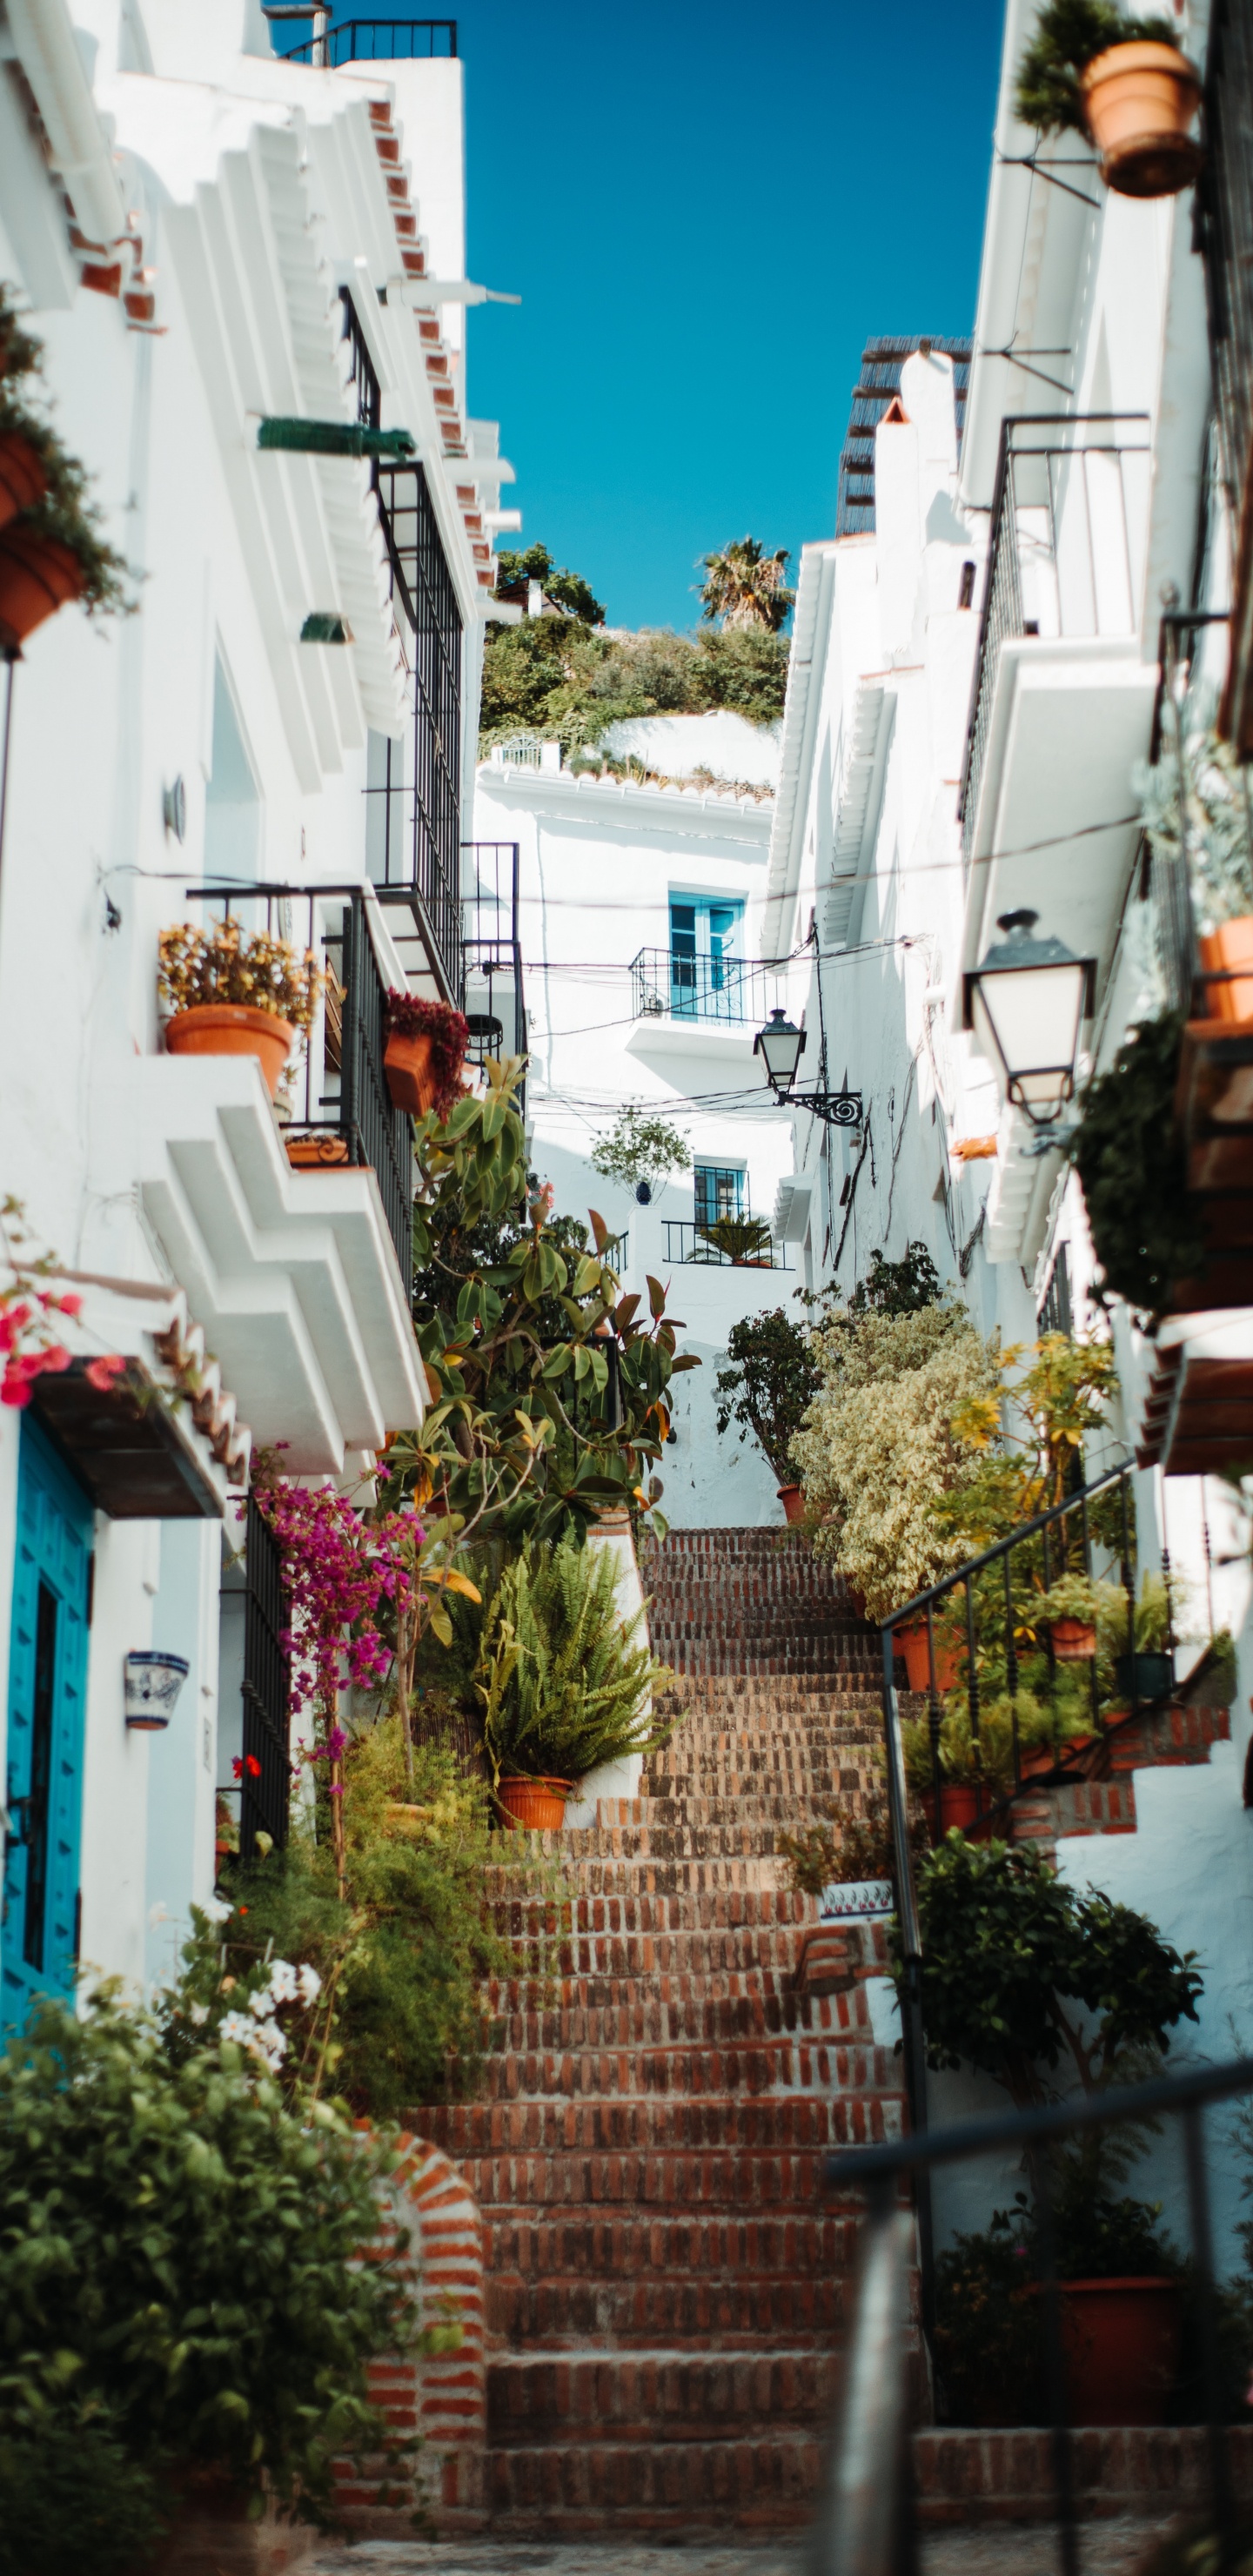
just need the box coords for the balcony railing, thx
[282,18,456,63]
[185,883,415,1298]
[958,414,1151,861]
[630,948,777,1027]
[1200,0,1253,755]
[663,1218,793,1271]
[462,841,526,1113]
[239,1495,292,1862]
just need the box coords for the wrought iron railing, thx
[630,946,777,1026]
[819,2055,1253,2576]
[662,1218,793,1271]
[1199,0,1253,755]
[372,461,464,997]
[239,1494,292,1862]
[461,841,526,1110]
[282,17,456,62]
[184,883,415,1296]
[958,414,1151,861]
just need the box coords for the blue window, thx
[2,1418,93,2030]
[694,1164,746,1227]
[669,896,745,1019]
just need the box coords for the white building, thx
[472,714,809,1525]
[0,0,508,2021]
[769,0,1253,2256]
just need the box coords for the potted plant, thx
[1070,1014,1205,1314]
[1098,1569,1176,1702]
[382,991,469,1117]
[157,922,323,1099]
[1039,1570,1102,1660]
[592,1104,692,1207]
[893,1613,962,1696]
[1137,723,1253,1023]
[473,1537,675,1830]
[714,1306,821,1524]
[0,290,130,644]
[1015,0,1203,199]
[700,1212,774,1268]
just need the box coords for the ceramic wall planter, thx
[1081,42,1203,198]
[0,431,46,533]
[384,1030,438,1113]
[0,525,85,647]
[1051,1617,1097,1661]
[818,1878,894,1920]
[164,1003,294,1099]
[496,1774,573,1831]
[124,1649,190,1731]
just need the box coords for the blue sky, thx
[366,3,1005,628]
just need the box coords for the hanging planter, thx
[0,431,45,533]
[1080,42,1203,198]
[0,525,85,648]
[165,1003,295,1099]
[1051,1616,1098,1661]
[496,1774,573,1832]
[383,992,469,1118]
[124,1648,190,1731]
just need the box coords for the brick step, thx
[414,2077,897,2157]
[654,1682,882,1709]
[491,1989,870,2049]
[486,2207,856,2279]
[415,2141,870,2211]
[479,2028,874,2103]
[625,1790,870,1828]
[487,2348,837,2442]
[487,1858,793,1902]
[486,1935,818,2004]
[486,2268,848,2346]
[486,1884,813,1933]
[552,1823,840,1864]
[485,2431,823,2526]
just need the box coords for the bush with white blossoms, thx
[162,1899,329,2102]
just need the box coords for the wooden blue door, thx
[2,1418,93,2030]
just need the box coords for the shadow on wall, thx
[665,1334,782,1529]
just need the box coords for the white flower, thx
[188,2002,209,2027]
[200,1897,231,1926]
[297,1962,322,2006]
[267,1958,298,2003]
[248,2018,287,2067]
[218,2010,252,2045]
[247,1984,275,2021]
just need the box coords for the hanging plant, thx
[1069,1014,1204,1313]
[0,286,131,632]
[382,991,469,1119]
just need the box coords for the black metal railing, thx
[239,1494,292,1862]
[630,947,777,1027]
[820,2054,1253,2576]
[372,461,463,998]
[462,841,526,1110]
[958,415,1151,860]
[339,286,381,434]
[283,17,456,62]
[184,883,415,1296]
[662,1218,793,1271]
[1199,0,1253,756]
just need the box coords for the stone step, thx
[479,2024,874,2103]
[415,2072,897,2157]
[485,2430,823,2526]
[487,2348,838,2443]
[491,1989,872,2049]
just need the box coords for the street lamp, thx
[754,1008,807,1092]
[962,909,1096,1128]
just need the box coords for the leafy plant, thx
[0,2411,171,2576]
[493,542,606,625]
[1014,0,1178,137]
[900,1833,1202,2107]
[701,1213,774,1265]
[383,992,469,1118]
[1069,1013,1203,1313]
[157,921,324,1032]
[779,1764,921,1894]
[848,1241,943,1318]
[0,286,131,618]
[472,1537,675,1788]
[714,1305,821,1485]
[0,1989,418,2525]
[591,1105,692,1201]
[934,2211,1042,2425]
[479,614,789,751]
[1038,1570,1102,1624]
[383,1059,696,1548]
[698,535,794,634]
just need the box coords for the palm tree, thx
[697,536,794,634]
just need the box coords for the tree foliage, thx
[479,615,789,749]
[1069,1014,1203,1315]
[698,535,794,634]
[492,542,605,626]
[591,1106,691,1198]
[714,1305,821,1485]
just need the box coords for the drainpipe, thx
[5,0,128,251]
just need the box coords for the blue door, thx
[2,1417,93,2030]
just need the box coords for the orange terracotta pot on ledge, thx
[1081,41,1203,198]
[1199,917,1253,1024]
[497,1775,573,1832]
[384,1030,438,1114]
[777,1483,805,1526]
[164,1003,294,1099]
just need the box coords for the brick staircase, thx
[415,1526,901,2534]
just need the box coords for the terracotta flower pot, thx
[921,1781,985,1837]
[0,431,46,533]
[0,524,85,647]
[1199,917,1253,1025]
[384,1029,438,1113]
[1081,41,1203,198]
[164,1003,294,1099]
[894,1615,961,1694]
[777,1483,805,1526]
[1051,1617,1097,1661]
[1053,2277,1182,2426]
[497,1774,573,1832]
[285,1131,349,1168]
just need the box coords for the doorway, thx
[2,1418,93,2029]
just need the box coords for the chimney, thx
[527,578,544,617]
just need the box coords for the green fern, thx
[1015,0,1177,136]
[474,1540,677,1785]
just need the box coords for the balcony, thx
[104,886,427,1477]
[626,949,784,1073]
[463,842,526,1112]
[278,17,457,63]
[959,416,1157,989]
[662,1219,793,1271]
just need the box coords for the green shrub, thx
[1070,1014,1203,1313]
[715,1306,821,1485]
[474,1538,675,1786]
[0,2412,170,2576]
[1014,0,1177,137]
[0,1991,417,2525]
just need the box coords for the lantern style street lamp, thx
[962,909,1096,1128]
[753,1009,861,1129]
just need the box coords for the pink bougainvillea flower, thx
[36,1345,72,1376]
[1,1363,34,1407]
[84,1354,126,1392]
[55,1292,84,1318]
